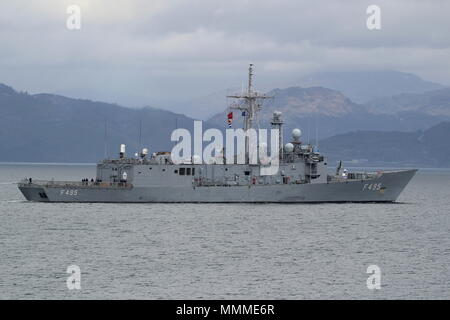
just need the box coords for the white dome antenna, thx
[284,143,294,153]
[292,129,302,141]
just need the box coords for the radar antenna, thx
[227,64,273,131]
[227,64,273,163]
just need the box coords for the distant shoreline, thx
[0,162,96,166]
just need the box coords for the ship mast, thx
[227,64,273,163]
[227,64,272,131]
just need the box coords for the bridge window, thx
[174,170,178,174]
[178,167,195,176]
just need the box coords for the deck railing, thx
[19,179,132,188]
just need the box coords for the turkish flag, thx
[227,112,233,120]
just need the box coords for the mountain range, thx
[365,88,450,116]
[208,86,450,140]
[1,70,449,166]
[320,122,450,168]
[0,84,195,162]
[296,70,445,103]
[169,71,447,119]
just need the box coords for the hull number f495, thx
[60,189,78,196]
[362,183,382,191]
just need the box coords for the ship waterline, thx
[18,168,417,203]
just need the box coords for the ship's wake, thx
[0,199,26,203]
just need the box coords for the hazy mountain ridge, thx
[319,122,450,167]
[297,70,446,103]
[364,88,450,116]
[208,86,364,122]
[1,71,450,166]
[0,85,198,162]
[168,70,446,118]
[266,86,366,117]
[207,86,450,139]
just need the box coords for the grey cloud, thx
[0,0,449,107]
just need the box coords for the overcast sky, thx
[1,0,449,108]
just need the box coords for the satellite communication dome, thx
[292,128,302,140]
[284,143,294,153]
[142,148,149,155]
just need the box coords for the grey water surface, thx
[0,163,449,299]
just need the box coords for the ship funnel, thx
[119,144,126,158]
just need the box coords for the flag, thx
[227,112,233,128]
[242,111,246,116]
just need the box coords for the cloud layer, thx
[1,0,449,107]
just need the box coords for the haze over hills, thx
[175,70,447,120]
[208,86,450,139]
[320,122,450,168]
[297,71,446,103]
[0,84,197,163]
[1,68,450,166]
[365,88,450,116]
[166,88,238,120]
[264,87,365,117]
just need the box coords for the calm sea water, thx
[0,163,449,299]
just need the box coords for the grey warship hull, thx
[18,169,417,203]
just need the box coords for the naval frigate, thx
[18,65,417,203]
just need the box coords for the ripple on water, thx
[1,165,450,299]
